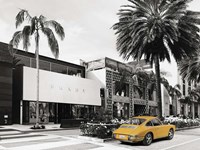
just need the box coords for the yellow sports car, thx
[113,116,175,145]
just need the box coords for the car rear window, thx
[129,118,146,125]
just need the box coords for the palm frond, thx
[113,0,199,66]
[16,9,32,28]
[30,17,37,34]
[44,20,65,40]
[38,15,46,29]
[41,27,59,58]
[22,26,31,51]
[178,53,200,83]
[9,31,22,49]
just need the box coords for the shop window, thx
[71,105,94,119]
[113,102,129,119]
[148,89,155,101]
[148,89,152,100]
[29,102,49,123]
[49,103,55,122]
[100,88,105,97]
[29,102,36,123]
[114,81,129,97]
[133,86,142,99]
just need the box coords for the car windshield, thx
[128,118,146,125]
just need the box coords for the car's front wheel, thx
[167,128,174,140]
[143,133,153,146]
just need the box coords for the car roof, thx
[133,116,157,120]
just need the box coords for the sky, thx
[0,0,199,86]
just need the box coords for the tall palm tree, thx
[113,0,200,118]
[9,9,65,127]
[167,84,182,115]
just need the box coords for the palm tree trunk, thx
[154,55,162,119]
[35,30,40,127]
[174,95,177,116]
[145,84,149,114]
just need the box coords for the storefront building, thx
[177,74,200,118]
[86,57,158,119]
[0,42,101,125]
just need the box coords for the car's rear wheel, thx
[143,133,153,146]
[167,128,174,140]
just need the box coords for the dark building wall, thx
[12,66,23,124]
[0,42,13,125]
[0,42,13,64]
[0,63,12,125]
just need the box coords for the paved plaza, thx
[1,124,200,150]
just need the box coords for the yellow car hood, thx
[113,124,139,135]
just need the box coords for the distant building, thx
[177,72,200,118]
[86,57,158,119]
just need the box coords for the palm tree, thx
[178,53,200,83]
[179,86,200,118]
[113,0,200,118]
[190,86,200,102]
[9,9,65,127]
[167,84,182,115]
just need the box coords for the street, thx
[1,128,200,150]
[110,128,200,150]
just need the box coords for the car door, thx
[151,119,165,139]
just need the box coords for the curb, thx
[176,126,200,131]
[23,127,80,133]
[0,127,79,134]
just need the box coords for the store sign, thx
[23,66,101,106]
